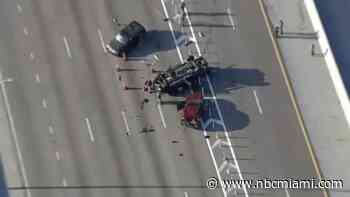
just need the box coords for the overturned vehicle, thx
[147,56,209,94]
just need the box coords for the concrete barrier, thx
[303,0,350,128]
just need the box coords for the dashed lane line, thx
[55,151,61,161]
[35,73,40,83]
[84,118,95,142]
[41,98,48,109]
[97,29,107,53]
[157,102,167,128]
[48,125,54,135]
[63,36,72,58]
[17,4,22,13]
[121,111,130,133]
[23,27,28,36]
[62,178,67,187]
[253,90,263,114]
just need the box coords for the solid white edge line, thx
[201,123,228,197]
[84,118,95,142]
[180,0,201,56]
[160,0,184,63]
[253,90,263,114]
[182,3,249,195]
[159,2,228,196]
[97,29,107,53]
[157,103,167,128]
[0,73,32,197]
[206,75,249,197]
[63,36,72,58]
[121,111,130,132]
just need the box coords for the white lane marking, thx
[62,178,67,187]
[153,54,160,61]
[184,191,189,197]
[175,35,187,46]
[164,2,249,196]
[35,73,40,83]
[200,121,228,197]
[180,0,201,55]
[29,52,35,60]
[157,103,167,128]
[17,4,22,13]
[55,151,61,161]
[0,73,32,197]
[227,8,237,32]
[253,90,263,114]
[97,29,107,53]
[23,27,28,36]
[206,75,249,197]
[63,36,72,58]
[84,118,95,142]
[48,125,54,135]
[121,111,130,133]
[203,96,214,100]
[160,0,184,63]
[42,98,48,109]
[285,188,290,197]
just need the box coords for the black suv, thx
[106,21,146,58]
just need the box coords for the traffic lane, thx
[170,0,322,196]
[158,93,224,197]
[104,0,219,196]
[104,0,182,65]
[0,1,65,196]
[44,0,190,196]
[20,0,122,196]
[210,0,321,180]
[29,0,138,196]
[102,0,195,196]
[60,0,168,196]
[119,62,220,197]
[187,0,322,196]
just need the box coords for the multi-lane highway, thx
[0,0,324,197]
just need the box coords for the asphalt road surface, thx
[0,0,323,197]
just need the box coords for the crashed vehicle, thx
[106,21,146,58]
[179,92,204,128]
[148,56,209,94]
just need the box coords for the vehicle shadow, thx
[207,67,269,94]
[199,99,249,132]
[127,30,185,58]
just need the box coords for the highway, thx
[0,0,324,197]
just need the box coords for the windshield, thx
[115,33,127,44]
